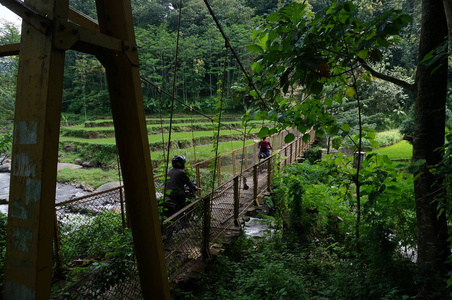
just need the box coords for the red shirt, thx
[259,140,271,152]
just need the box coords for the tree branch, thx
[357,58,415,93]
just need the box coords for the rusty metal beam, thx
[3,0,69,298]
[94,0,170,298]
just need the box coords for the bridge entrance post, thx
[233,177,240,226]
[267,158,272,192]
[3,1,69,297]
[1,0,171,298]
[202,195,212,259]
[232,150,237,176]
[253,165,259,206]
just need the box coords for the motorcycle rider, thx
[164,155,198,217]
[258,136,272,159]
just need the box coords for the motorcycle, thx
[162,181,199,244]
[184,180,199,201]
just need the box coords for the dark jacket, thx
[166,167,196,199]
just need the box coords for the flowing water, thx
[243,217,275,238]
[0,172,90,214]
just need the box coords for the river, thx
[0,172,90,214]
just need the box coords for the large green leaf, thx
[285,133,295,143]
[258,127,269,138]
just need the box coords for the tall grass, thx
[57,168,119,188]
[375,129,402,147]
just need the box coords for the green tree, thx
[241,1,450,295]
[64,53,108,116]
[69,0,97,19]
[244,0,288,15]
[132,0,173,28]
[0,21,20,126]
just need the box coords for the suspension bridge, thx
[52,129,315,298]
[0,0,316,298]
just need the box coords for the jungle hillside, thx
[1,0,452,299]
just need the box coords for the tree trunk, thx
[443,0,452,42]
[413,0,450,295]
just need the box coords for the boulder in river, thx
[96,181,123,192]
[0,163,11,173]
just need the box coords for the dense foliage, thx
[0,0,423,122]
[233,0,450,296]
[1,0,450,298]
[53,212,137,298]
[238,1,414,143]
[60,0,275,116]
[179,156,420,299]
[0,21,19,132]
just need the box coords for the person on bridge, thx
[164,155,198,217]
[258,136,272,159]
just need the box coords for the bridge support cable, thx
[189,106,198,162]
[201,0,269,110]
[157,86,167,163]
[163,0,184,197]
[139,76,245,135]
[201,45,231,258]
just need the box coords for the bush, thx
[179,232,417,300]
[399,119,414,143]
[374,130,402,147]
[80,230,137,298]
[270,162,352,242]
[0,213,7,295]
[0,131,12,162]
[303,146,322,164]
[58,211,124,263]
[54,220,137,299]
[177,150,420,299]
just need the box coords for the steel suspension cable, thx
[157,86,166,163]
[239,120,249,191]
[189,105,197,162]
[164,0,183,195]
[140,76,244,135]
[210,46,229,199]
[201,0,269,110]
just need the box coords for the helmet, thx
[172,155,186,169]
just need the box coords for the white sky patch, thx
[0,4,22,27]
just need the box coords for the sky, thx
[0,4,22,27]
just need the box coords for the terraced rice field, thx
[59,115,271,166]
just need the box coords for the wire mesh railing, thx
[161,199,205,281]
[52,188,140,299]
[51,129,315,298]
